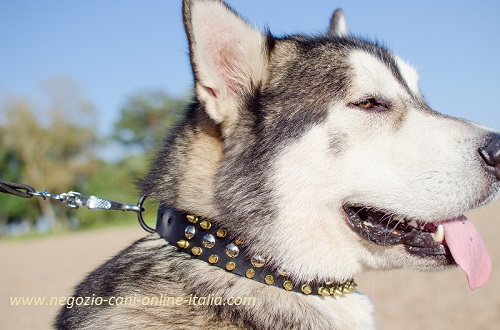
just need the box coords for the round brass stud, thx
[208,254,219,264]
[235,238,244,245]
[199,220,212,230]
[301,284,312,295]
[191,246,203,256]
[186,214,198,224]
[245,268,255,279]
[225,261,236,271]
[283,280,293,291]
[216,228,227,238]
[177,240,189,249]
[264,275,274,285]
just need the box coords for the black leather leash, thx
[0,180,35,198]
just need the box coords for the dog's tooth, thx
[393,215,404,222]
[409,220,419,228]
[431,224,444,243]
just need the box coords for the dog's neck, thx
[156,205,357,298]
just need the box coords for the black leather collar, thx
[156,205,357,297]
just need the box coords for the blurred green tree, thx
[0,85,190,235]
[113,90,189,151]
[0,79,98,232]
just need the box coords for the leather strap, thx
[156,205,356,297]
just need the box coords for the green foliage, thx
[0,80,99,233]
[0,84,188,236]
[113,90,189,150]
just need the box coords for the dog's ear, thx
[183,0,267,127]
[327,8,348,37]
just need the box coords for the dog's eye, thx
[357,99,376,109]
[353,98,388,111]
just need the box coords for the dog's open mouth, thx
[343,204,449,256]
[343,204,492,290]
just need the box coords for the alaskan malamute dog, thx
[56,0,500,328]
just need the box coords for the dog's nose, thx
[479,133,500,180]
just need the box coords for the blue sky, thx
[1,0,499,136]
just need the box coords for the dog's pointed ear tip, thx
[333,8,345,16]
[328,7,348,37]
[331,8,346,23]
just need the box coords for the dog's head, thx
[170,0,500,290]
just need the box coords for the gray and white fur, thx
[56,0,500,329]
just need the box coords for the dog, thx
[56,0,500,328]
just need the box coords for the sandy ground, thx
[1,201,499,330]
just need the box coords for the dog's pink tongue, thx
[442,215,491,290]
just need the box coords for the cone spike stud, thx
[283,280,293,291]
[177,240,189,249]
[191,246,203,256]
[208,254,219,264]
[186,215,198,224]
[301,284,312,295]
[199,220,212,230]
[318,287,331,297]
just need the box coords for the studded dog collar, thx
[156,206,357,297]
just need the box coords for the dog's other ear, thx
[183,0,267,127]
[327,8,348,37]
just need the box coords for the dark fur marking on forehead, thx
[251,34,418,147]
[283,34,416,98]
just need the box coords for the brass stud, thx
[318,287,331,297]
[333,288,343,297]
[245,268,255,279]
[301,284,312,295]
[342,285,351,294]
[208,254,219,264]
[191,246,203,256]
[199,220,212,230]
[349,283,357,291]
[264,275,274,285]
[216,228,227,238]
[186,214,198,224]
[235,238,244,245]
[177,240,189,249]
[283,280,293,291]
[226,261,236,271]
